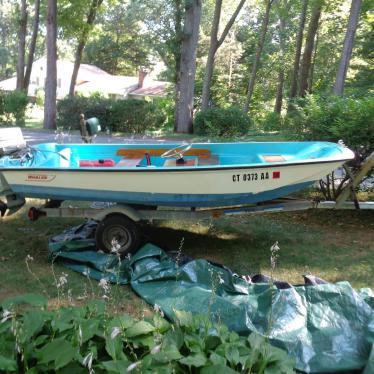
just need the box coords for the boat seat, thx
[117,157,143,167]
[163,159,198,167]
[262,155,286,162]
[198,155,220,166]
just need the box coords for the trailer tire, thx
[95,214,141,257]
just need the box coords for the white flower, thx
[1,309,13,323]
[26,254,34,261]
[127,361,141,372]
[151,344,161,354]
[99,278,110,294]
[56,272,68,288]
[218,274,225,284]
[83,352,93,370]
[153,304,161,313]
[110,327,121,340]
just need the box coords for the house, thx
[0,58,170,100]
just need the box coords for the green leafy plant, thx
[0,90,28,126]
[194,107,252,137]
[0,294,295,373]
[285,94,374,155]
[56,95,167,134]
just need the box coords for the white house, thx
[0,58,170,100]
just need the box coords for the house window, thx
[36,77,40,86]
[57,78,61,88]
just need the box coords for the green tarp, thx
[49,224,374,373]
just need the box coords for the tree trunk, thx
[274,15,286,114]
[289,0,308,99]
[333,0,362,95]
[299,1,323,97]
[201,0,246,111]
[308,29,319,92]
[173,0,183,132]
[175,0,202,133]
[243,0,273,113]
[16,0,27,90]
[69,0,104,96]
[24,0,40,91]
[44,0,57,130]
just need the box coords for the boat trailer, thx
[18,197,373,257]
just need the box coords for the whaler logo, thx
[26,174,56,182]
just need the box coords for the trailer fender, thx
[93,205,142,222]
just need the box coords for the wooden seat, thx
[116,148,211,159]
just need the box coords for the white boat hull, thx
[1,160,344,207]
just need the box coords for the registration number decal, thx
[232,171,280,182]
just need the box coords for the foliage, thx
[0,294,295,373]
[82,2,150,76]
[285,94,374,200]
[285,94,374,154]
[194,107,251,137]
[255,111,283,131]
[0,90,28,126]
[57,95,167,133]
[107,99,167,133]
[57,95,111,130]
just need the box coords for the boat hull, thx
[1,160,344,207]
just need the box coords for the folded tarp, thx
[49,222,374,374]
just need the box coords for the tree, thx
[82,2,150,75]
[333,0,362,95]
[289,0,308,99]
[44,0,57,130]
[175,0,202,133]
[201,0,246,111]
[16,0,27,90]
[299,0,323,97]
[243,0,274,113]
[24,0,41,91]
[274,0,291,113]
[69,0,104,96]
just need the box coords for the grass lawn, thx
[1,198,373,317]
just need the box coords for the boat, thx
[0,139,355,208]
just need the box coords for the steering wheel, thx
[161,143,192,159]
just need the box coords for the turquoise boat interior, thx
[0,141,349,169]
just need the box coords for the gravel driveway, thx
[22,129,179,146]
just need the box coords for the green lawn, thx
[0,199,373,316]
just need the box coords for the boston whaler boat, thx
[1,140,354,207]
[0,130,355,254]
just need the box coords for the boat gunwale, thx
[0,157,354,173]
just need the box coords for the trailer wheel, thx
[95,214,141,256]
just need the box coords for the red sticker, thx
[273,171,280,179]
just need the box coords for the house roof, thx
[0,58,171,99]
[129,82,170,97]
[76,75,139,96]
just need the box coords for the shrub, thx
[109,99,166,133]
[57,96,166,134]
[194,107,251,137]
[0,294,295,373]
[0,90,28,126]
[56,95,111,130]
[256,111,283,131]
[285,94,374,155]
